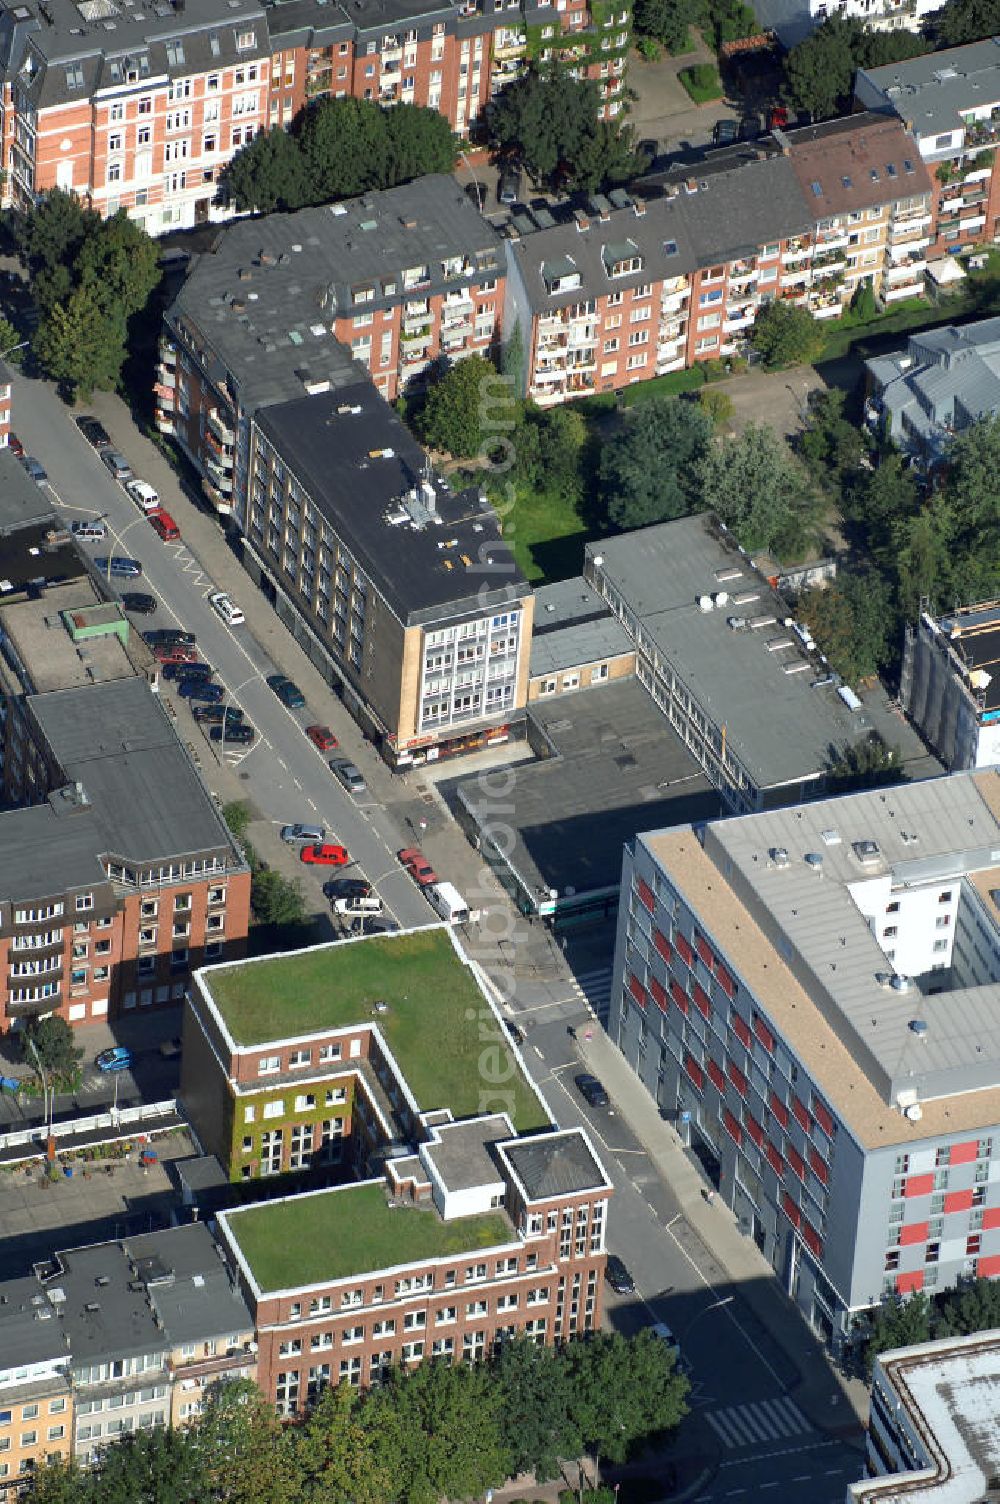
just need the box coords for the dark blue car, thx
[179,679,224,703]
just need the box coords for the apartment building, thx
[188,927,609,1407]
[158,174,505,513]
[0,597,250,1030]
[0,359,12,450]
[857,38,1000,258]
[0,1278,73,1500]
[900,600,1000,772]
[505,114,932,404]
[611,770,1000,1345]
[0,0,269,233]
[850,1330,1000,1503]
[810,0,939,35]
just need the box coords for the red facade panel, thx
[707,1059,725,1093]
[944,1189,975,1215]
[684,1054,704,1091]
[746,1114,764,1148]
[636,879,655,914]
[766,1142,784,1176]
[628,974,647,1009]
[753,1015,775,1053]
[812,1098,834,1137]
[670,979,689,1014]
[977,1253,1000,1277]
[792,1096,811,1134]
[722,1108,742,1146]
[808,1148,829,1186]
[675,934,693,968]
[896,1270,924,1295]
[695,934,714,970]
[949,1141,979,1166]
[650,977,668,1014]
[770,1093,790,1130]
[786,1146,806,1181]
[782,1192,801,1228]
[731,1014,751,1049]
[716,963,735,999]
[981,1207,1000,1231]
[727,1061,748,1098]
[801,1222,822,1258]
[898,1221,929,1247]
[653,929,672,964]
[693,981,711,1018]
[904,1174,935,1199]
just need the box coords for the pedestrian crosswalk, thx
[569,965,615,1018]
[704,1395,812,1450]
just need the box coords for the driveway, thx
[628,33,740,155]
[715,364,826,441]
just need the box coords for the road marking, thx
[719,1439,839,1470]
[532,1045,544,1060]
[662,1224,785,1387]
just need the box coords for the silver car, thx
[330,757,366,795]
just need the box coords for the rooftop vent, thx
[852,839,881,866]
[769,846,790,868]
[713,590,729,607]
[820,829,841,846]
[804,852,824,872]
[904,1103,923,1122]
[697,594,714,612]
[909,1018,928,1037]
[891,974,914,993]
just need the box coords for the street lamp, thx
[25,1033,53,1160]
[94,511,143,584]
[458,149,485,212]
[680,1293,735,1345]
[0,339,29,362]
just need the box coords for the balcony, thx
[781,240,810,263]
[886,257,927,282]
[206,456,234,493]
[207,408,235,444]
[815,232,849,253]
[493,34,526,57]
[155,363,176,389]
[724,306,755,331]
[660,289,688,314]
[401,326,433,348]
[890,212,932,236]
[7,993,62,1018]
[168,1347,255,1381]
[781,268,812,288]
[159,341,176,366]
[403,307,430,330]
[153,381,176,406]
[883,280,925,302]
[155,411,175,436]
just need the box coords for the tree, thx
[697,386,734,428]
[749,301,824,370]
[22,1013,83,1081]
[849,276,878,324]
[939,415,1000,603]
[418,354,496,458]
[891,497,954,619]
[34,285,128,397]
[22,1457,85,1504]
[383,105,457,186]
[563,1331,689,1476]
[297,97,390,201]
[569,119,644,194]
[937,0,1000,46]
[488,67,638,192]
[828,734,903,794]
[493,1335,580,1484]
[251,868,307,928]
[798,388,866,487]
[861,1293,931,1378]
[600,395,713,529]
[293,1383,394,1504]
[782,16,924,120]
[364,1361,508,1504]
[218,128,310,214]
[936,1278,1000,1338]
[634,0,697,51]
[513,403,588,502]
[194,1379,299,1504]
[87,1427,207,1504]
[221,799,252,842]
[16,190,98,287]
[799,570,894,685]
[695,421,816,555]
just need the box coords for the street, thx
[9,367,436,934]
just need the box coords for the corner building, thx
[611,770,1000,1347]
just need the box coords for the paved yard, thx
[628,33,739,155]
[716,364,828,441]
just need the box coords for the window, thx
[258,1056,280,1075]
[76,894,94,912]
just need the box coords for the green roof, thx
[227,1181,515,1290]
[204,929,549,1132]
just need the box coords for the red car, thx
[301,844,350,867]
[397,847,438,886]
[306,724,338,752]
[152,644,199,664]
[7,433,23,459]
[148,507,181,542]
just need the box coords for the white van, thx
[127,479,159,513]
[334,895,383,917]
[426,881,470,925]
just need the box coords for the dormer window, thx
[352,283,374,305]
[541,256,580,295]
[602,239,643,278]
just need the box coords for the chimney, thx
[633,197,646,217]
[574,209,590,232]
[600,203,610,222]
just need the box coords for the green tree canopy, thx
[218,128,310,213]
[563,1330,689,1471]
[695,421,817,556]
[16,189,99,290]
[937,0,1000,46]
[417,354,497,458]
[939,415,1000,602]
[861,1293,932,1378]
[487,67,641,192]
[293,1383,393,1504]
[748,301,824,370]
[364,1361,509,1504]
[782,16,925,119]
[76,211,160,320]
[599,395,713,529]
[493,1335,580,1483]
[828,734,903,794]
[799,570,894,685]
[194,1380,301,1504]
[22,1013,83,1080]
[634,0,697,51]
[34,285,129,398]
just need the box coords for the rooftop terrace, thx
[222,1180,515,1293]
[200,928,549,1131]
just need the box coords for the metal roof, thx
[501,1128,611,1200]
[858,37,1000,143]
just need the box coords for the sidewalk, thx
[577,1025,868,1440]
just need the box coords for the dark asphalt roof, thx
[502,1129,609,1200]
[47,1243,165,1364]
[0,1275,69,1369]
[126,1224,253,1344]
[255,381,528,624]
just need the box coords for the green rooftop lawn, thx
[229,1182,514,1291]
[207,929,548,1131]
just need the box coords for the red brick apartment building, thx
[0,463,249,1031]
[0,0,630,234]
[504,114,934,405]
[184,928,612,1407]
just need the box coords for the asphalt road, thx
[9,371,435,934]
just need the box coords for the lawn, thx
[226,1181,514,1290]
[678,62,722,103]
[205,929,549,1131]
[506,478,591,583]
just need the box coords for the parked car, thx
[95,1046,133,1073]
[767,103,788,130]
[605,1254,635,1295]
[333,894,383,916]
[22,456,47,485]
[266,673,305,709]
[126,479,160,512]
[397,847,438,886]
[574,1073,610,1108]
[148,508,181,542]
[464,180,487,212]
[504,1019,525,1047]
[156,651,201,672]
[301,843,350,867]
[281,822,326,844]
[713,117,739,146]
[71,518,107,540]
[498,166,522,205]
[209,590,245,626]
[102,449,133,482]
[121,591,157,615]
[94,556,142,577]
[179,678,224,703]
[144,628,196,648]
[7,433,23,458]
[211,722,255,745]
[193,704,244,726]
[330,757,366,795]
[306,724,338,751]
[75,415,111,449]
[323,877,372,901]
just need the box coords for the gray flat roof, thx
[0,449,58,535]
[858,37,1000,141]
[47,1243,165,1364]
[451,677,720,910]
[0,676,242,902]
[256,381,527,625]
[0,1275,70,1371]
[529,578,633,679]
[587,515,876,792]
[169,175,504,417]
[421,1115,509,1194]
[502,1128,610,1200]
[126,1224,253,1344]
[0,580,139,692]
[696,770,1000,1106]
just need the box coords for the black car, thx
[575,1072,610,1108]
[266,673,305,709]
[161,660,212,682]
[121,592,157,615]
[75,415,112,449]
[144,628,196,648]
[193,704,245,726]
[504,1019,525,1047]
[605,1254,635,1295]
[323,877,373,902]
[712,118,739,146]
[211,722,255,745]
